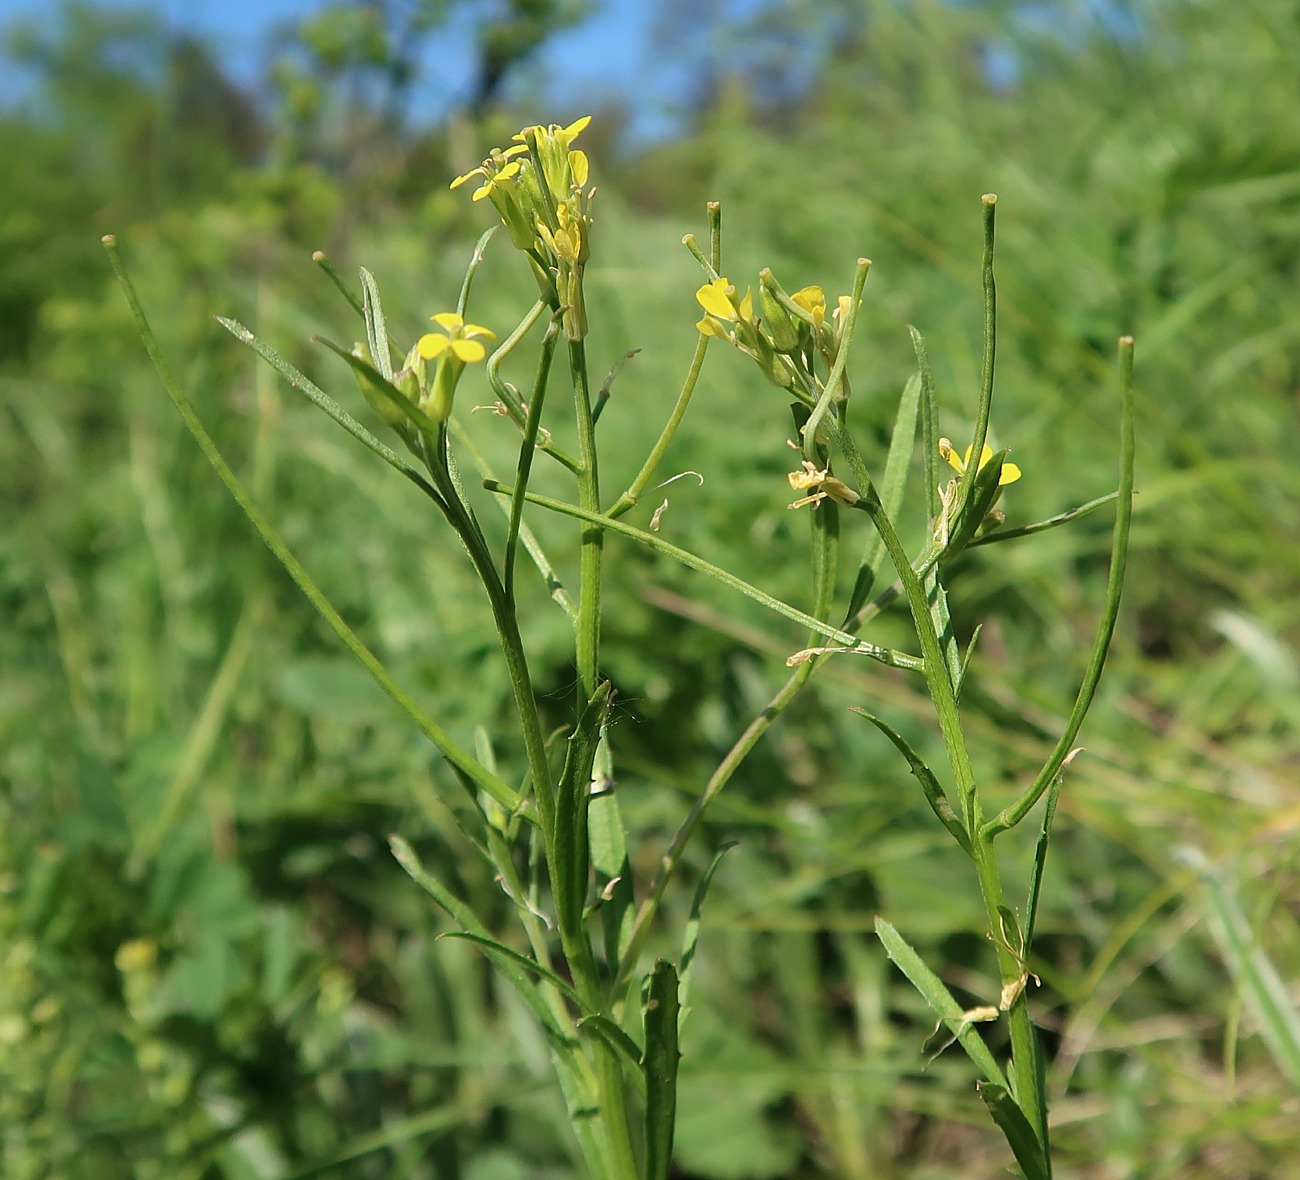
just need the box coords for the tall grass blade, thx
[105,238,518,813]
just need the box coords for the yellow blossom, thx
[417,313,496,422]
[450,144,528,197]
[417,312,496,364]
[791,285,826,329]
[696,278,753,324]
[939,437,1022,485]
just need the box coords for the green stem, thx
[607,334,710,520]
[506,318,561,598]
[563,337,638,1180]
[982,337,1136,839]
[428,441,557,828]
[956,195,999,513]
[483,482,923,671]
[614,664,813,994]
[570,339,603,701]
[830,420,1049,1148]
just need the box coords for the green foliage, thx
[3,1,1300,1177]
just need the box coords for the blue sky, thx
[0,0,684,133]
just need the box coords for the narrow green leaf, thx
[439,932,586,1015]
[314,334,441,447]
[969,491,1119,548]
[851,710,969,853]
[390,838,577,1050]
[1184,848,1300,1088]
[957,622,983,699]
[576,1014,647,1098]
[589,732,636,969]
[983,337,1136,839]
[553,682,611,938]
[924,563,961,695]
[977,1082,1051,1180]
[359,266,393,380]
[850,370,922,619]
[874,917,1008,1087]
[214,317,438,500]
[643,960,681,1180]
[1024,772,1064,949]
[102,241,519,814]
[908,326,941,522]
[679,841,738,1015]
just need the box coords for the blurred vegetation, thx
[2,0,1298,1176]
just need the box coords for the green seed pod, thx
[760,283,800,353]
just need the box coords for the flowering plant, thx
[108,119,1133,1180]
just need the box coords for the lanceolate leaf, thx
[874,917,1008,1088]
[978,1082,1051,1180]
[643,961,681,1180]
[850,710,969,853]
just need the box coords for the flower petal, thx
[451,338,487,363]
[561,115,592,143]
[417,333,450,359]
[739,288,754,322]
[977,443,996,469]
[463,322,496,342]
[999,461,1022,485]
[696,279,735,319]
[570,149,589,187]
[938,438,964,474]
[450,166,485,190]
[431,312,464,331]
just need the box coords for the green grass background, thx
[3,1,1299,1176]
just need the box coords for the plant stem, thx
[570,339,603,701]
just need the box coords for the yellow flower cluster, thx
[452,116,594,340]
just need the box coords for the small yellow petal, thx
[739,288,754,321]
[570,149,589,187]
[696,316,727,338]
[451,338,487,363]
[431,312,464,331]
[463,322,496,342]
[977,443,996,469]
[696,279,735,319]
[417,333,450,359]
[450,167,484,189]
[999,462,1022,485]
[939,438,963,474]
[792,286,825,315]
[562,115,592,141]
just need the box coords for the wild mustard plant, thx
[106,115,1134,1179]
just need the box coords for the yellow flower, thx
[417,313,496,364]
[791,285,826,329]
[416,313,496,422]
[512,115,591,153]
[939,437,1022,485]
[450,145,528,194]
[696,277,753,324]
